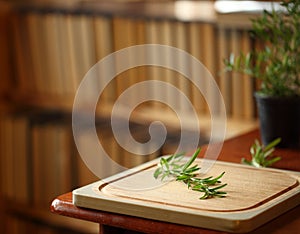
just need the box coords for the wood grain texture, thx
[72,159,300,233]
[52,191,300,234]
[51,129,300,234]
[100,162,298,212]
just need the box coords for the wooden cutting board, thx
[73,158,300,233]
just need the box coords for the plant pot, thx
[255,93,300,149]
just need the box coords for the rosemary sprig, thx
[242,138,281,168]
[154,148,227,199]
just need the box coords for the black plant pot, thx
[255,93,300,149]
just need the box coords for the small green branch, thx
[242,138,281,168]
[154,148,227,199]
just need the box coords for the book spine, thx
[202,23,218,115]
[32,123,44,207]
[13,116,30,203]
[145,19,166,110]
[93,15,116,104]
[218,27,232,116]
[188,22,207,114]
[67,13,91,96]
[174,21,191,113]
[113,16,140,107]
[80,13,98,94]
[241,30,255,119]
[26,12,45,95]
[11,13,32,95]
[230,29,244,119]
[4,117,14,200]
[161,20,179,111]
[0,5,12,97]
[76,127,106,186]
[56,124,72,194]
[43,12,64,96]
[65,13,80,96]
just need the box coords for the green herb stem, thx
[153,148,227,200]
[242,138,281,168]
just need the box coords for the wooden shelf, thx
[12,93,75,113]
[129,105,258,140]
[11,93,258,141]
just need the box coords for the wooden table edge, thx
[50,129,300,233]
[50,192,223,234]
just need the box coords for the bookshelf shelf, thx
[12,93,258,142]
[12,94,75,112]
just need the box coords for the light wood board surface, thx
[73,158,300,233]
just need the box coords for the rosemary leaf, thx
[242,138,281,168]
[153,148,227,200]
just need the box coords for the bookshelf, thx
[9,5,260,118]
[0,1,268,233]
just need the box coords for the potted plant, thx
[224,0,300,148]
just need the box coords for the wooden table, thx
[51,129,300,234]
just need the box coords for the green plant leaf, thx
[242,138,281,168]
[223,0,300,97]
[153,148,227,200]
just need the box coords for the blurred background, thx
[0,0,275,233]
